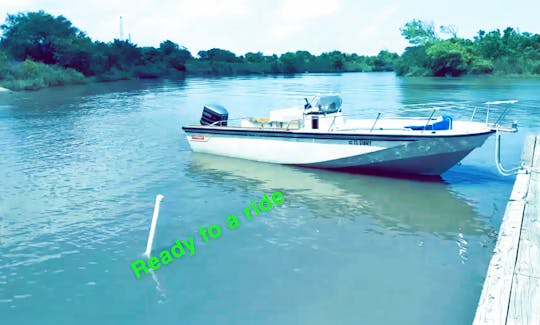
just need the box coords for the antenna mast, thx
[119,16,124,41]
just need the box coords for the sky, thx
[1,0,539,56]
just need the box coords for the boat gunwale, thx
[182,125,495,141]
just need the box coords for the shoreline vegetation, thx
[0,12,539,91]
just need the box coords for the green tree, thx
[198,48,240,62]
[372,50,399,71]
[279,51,315,73]
[279,52,298,73]
[244,52,265,63]
[426,41,470,76]
[88,41,111,75]
[395,45,430,76]
[439,25,458,38]
[141,46,161,65]
[106,39,142,70]
[400,19,438,46]
[318,51,346,71]
[159,40,191,70]
[474,30,504,59]
[0,11,81,64]
[53,34,95,75]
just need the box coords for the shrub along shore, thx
[0,12,539,91]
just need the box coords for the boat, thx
[181,95,518,176]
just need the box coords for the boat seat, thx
[250,117,270,124]
[405,115,453,131]
[286,120,300,130]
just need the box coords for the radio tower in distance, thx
[119,16,124,41]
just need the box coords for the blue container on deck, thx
[406,116,453,131]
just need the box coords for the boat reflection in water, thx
[187,153,489,239]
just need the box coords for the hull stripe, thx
[182,126,495,141]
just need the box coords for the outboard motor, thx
[200,104,228,126]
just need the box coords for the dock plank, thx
[507,136,540,324]
[473,200,526,324]
[510,136,536,201]
[474,135,538,325]
[512,204,540,277]
[513,145,540,278]
[506,273,540,325]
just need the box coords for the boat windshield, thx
[305,95,342,114]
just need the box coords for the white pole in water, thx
[145,194,164,257]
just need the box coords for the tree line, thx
[397,19,540,76]
[0,11,538,90]
[0,11,397,90]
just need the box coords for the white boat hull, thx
[182,126,494,176]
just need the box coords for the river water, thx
[1,73,539,324]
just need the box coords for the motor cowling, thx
[200,104,228,126]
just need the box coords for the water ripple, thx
[0,75,538,323]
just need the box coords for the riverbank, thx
[3,65,540,93]
[0,59,87,91]
[0,58,391,91]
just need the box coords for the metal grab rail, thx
[494,128,521,176]
[369,113,382,133]
[481,100,518,129]
[421,109,437,134]
[201,100,519,134]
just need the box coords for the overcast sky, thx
[1,0,539,56]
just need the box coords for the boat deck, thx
[474,134,540,325]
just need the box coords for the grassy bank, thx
[0,58,87,90]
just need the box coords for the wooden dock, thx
[474,135,540,325]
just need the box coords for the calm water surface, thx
[1,73,539,324]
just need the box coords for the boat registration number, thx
[191,135,210,142]
[349,139,371,146]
